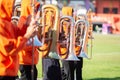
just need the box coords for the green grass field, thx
[37,33,120,80]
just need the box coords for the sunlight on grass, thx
[37,59,43,78]
[37,33,120,80]
[83,53,120,79]
[83,33,120,80]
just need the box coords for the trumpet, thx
[57,16,79,61]
[37,4,59,59]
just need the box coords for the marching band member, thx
[41,4,62,80]
[0,0,38,80]
[61,6,83,80]
[17,0,41,80]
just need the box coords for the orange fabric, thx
[17,16,28,36]
[0,0,27,76]
[0,0,14,21]
[18,0,40,65]
[20,0,31,17]
[62,7,73,16]
[59,47,68,59]
[20,0,40,17]
[18,46,39,64]
[75,46,81,56]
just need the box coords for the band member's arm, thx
[0,18,37,56]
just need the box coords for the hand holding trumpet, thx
[24,16,39,39]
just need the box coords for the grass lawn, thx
[37,33,120,80]
[83,33,120,80]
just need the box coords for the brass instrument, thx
[11,2,21,25]
[56,6,79,60]
[11,16,20,26]
[57,15,79,61]
[75,19,89,58]
[37,4,59,59]
[86,9,93,59]
[13,2,21,17]
[75,8,93,59]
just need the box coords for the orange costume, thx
[18,0,40,66]
[0,0,28,77]
[17,0,40,80]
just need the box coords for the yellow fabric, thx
[62,6,73,16]
[21,0,39,17]
[20,0,31,17]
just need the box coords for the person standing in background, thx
[17,0,41,80]
[38,2,62,80]
[61,6,83,80]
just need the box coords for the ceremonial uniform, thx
[0,0,37,80]
[17,0,40,80]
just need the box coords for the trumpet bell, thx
[26,35,42,46]
[79,51,88,59]
[48,52,60,59]
[65,52,80,61]
[33,35,42,46]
